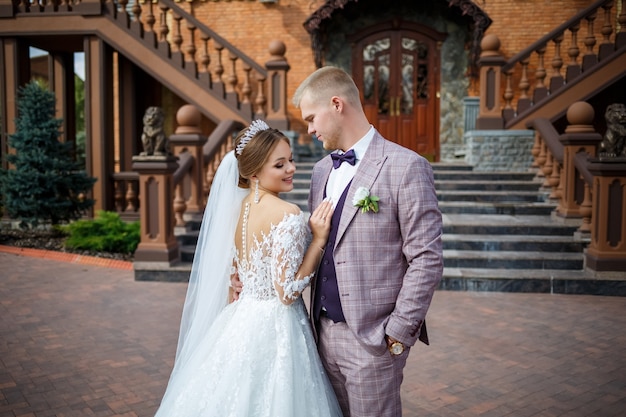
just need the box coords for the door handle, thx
[394,96,401,117]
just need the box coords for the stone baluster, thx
[556,102,601,219]
[548,157,561,200]
[199,33,212,86]
[566,23,581,81]
[533,44,548,102]
[550,32,565,92]
[617,0,626,48]
[516,57,531,114]
[242,64,252,105]
[213,42,225,97]
[598,1,615,60]
[131,0,142,23]
[184,23,198,77]
[172,14,184,67]
[531,130,541,168]
[541,151,554,190]
[476,34,505,129]
[225,52,240,107]
[578,182,592,234]
[204,164,216,201]
[582,11,598,70]
[115,182,125,213]
[535,139,547,180]
[255,74,268,120]
[227,53,239,92]
[143,0,156,47]
[158,4,171,56]
[173,175,187,228]
[502,70,514,122]
[57,0,71,13]
[125,181,138,213]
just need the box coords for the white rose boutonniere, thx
[352,186,380,213]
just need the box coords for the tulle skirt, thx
[154,297,343,417]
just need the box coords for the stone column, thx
[132,156,180,265]
[168,104,208,215]
[556,102,602,218]
[585,159,626,272]
[264,40,290,131]
[476,34,505,130]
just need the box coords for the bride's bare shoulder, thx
[264,196,301,221]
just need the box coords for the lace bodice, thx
[235,210,313,302]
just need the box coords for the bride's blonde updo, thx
[234,125,290,189]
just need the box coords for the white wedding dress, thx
[154,211,343,417]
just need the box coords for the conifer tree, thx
[0,81,95,228]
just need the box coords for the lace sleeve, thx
[271,213,314,303]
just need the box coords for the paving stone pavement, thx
[1,252,625,417]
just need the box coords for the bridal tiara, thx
[236,119,271,155]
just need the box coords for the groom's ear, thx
[330,96,342,112]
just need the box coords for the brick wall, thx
[185,0,606,127]
[478,0,596,58]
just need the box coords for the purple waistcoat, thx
[313,180,352,322]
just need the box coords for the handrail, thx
[502,0,612,72]
[111,171,139,182]
[527,118,563,163]
[173,150,192,185]
[204,119,245,165]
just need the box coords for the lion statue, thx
[140,106,170,156]
[599,103,626,158]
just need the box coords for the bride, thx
[154,120,343,417]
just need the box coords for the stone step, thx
[286,179,543,192]
[439,268,625,294]
[291,178,313,189]
[442,214,579,236]
[154,158,609,293]
[443,249,584,270]
[438,201,556,215]
[435,180,543,191]
[437,190,547,203]
[293,170,313,180]
[442,233,586,252]
[285,199,558,215]
[431,163,474,171]
[433,171,537,181]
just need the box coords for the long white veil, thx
[169,150,247,377]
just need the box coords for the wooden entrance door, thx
[351,24,445,161]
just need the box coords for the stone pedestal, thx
[557,133,601,218]
[132,155,180,265]
[585,158,626,272]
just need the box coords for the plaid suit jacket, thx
[309,131,443,356]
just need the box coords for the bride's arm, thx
[272,200,333,305]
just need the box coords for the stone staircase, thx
[277,160,606,294]
[160,158,624,295]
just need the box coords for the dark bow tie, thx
[331,149,357,169]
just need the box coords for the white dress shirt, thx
[325,126,375,205]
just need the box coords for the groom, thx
[293,66,443,417]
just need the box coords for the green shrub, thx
[62,211,140,254]
[0,81,95,229]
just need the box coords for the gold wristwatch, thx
[389,340,405,356]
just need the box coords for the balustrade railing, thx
[129,105,242,264]
[528,101,625,272]
[477,0,625,130]
[4,0,291,127]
